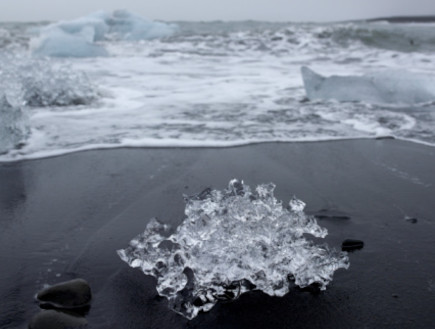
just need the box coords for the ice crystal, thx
[0,95,29,154]
[117,180,349,319]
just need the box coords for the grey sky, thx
[1,0,435,22]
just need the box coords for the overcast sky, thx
[1,0,435,22]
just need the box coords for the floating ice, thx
[32,27,109,57]
[118,180,349,319]
[32,10,177,57]
[21,63,98,107]
[0,54,97,107]
[0,95,29,154]
[301,66,435,105]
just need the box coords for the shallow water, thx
[2,15,435,161]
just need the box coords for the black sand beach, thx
[1,139,435,328]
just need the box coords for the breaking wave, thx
[118,180,349,319]
[148,20,435,57]
[1,17,435,161]
[311,22,435,52]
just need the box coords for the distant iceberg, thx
[32,10,177,57]
[301,66,435,105]
[118,180,349,319]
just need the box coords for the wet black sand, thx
[367,16,435,23]
[1,139,435,328]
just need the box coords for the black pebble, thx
[36,278,92,309]
[298,282,322,294]
[342,239,364,252]
[28,310,87,329]
[405,217,418,224]
[375,136,395,140]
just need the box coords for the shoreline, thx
[1,139,435,328]
[2,135,433,164]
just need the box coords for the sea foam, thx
[118,180,349,319]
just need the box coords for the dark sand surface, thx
[1,139,435,329]
[367,15,435,23]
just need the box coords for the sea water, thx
[1,11,435,161]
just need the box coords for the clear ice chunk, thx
[21,64,98,107]
[0,94,29,154]
[301,66,435,105]
[117,180,349,319]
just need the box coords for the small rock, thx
[298,282,322,294]
[405,217,418,224]
[29,310,87,329]
[313,208,351,221]
[392,294,399,298]
[375,136,395,140]
[36,278,91,309]
[342,239,364,252]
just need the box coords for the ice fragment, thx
[118,180,349,319]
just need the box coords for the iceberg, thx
[32,27,108,57]
[301,66,435,105]
[118,180,349,319]
[0,95,29,154]
[101,10,177,41]
[32,10,177,57]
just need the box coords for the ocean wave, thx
[148,21,435,57]
[1,19,435,162]
[312,22,435,52]
[4,19,435,56]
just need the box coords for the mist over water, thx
[1,13,435,161]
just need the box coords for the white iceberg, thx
[118,180,349,319]
[32,10,177,57]
[301,66,435,105]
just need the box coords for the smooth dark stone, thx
[312,208,351,221]
[36,279,92,309]
[375,136,395,140]
[315,215,351,220]
[298,282,322,294]
[405,217,418,224]
[39,304,91,316]
[28,310,87,329]
[341,239,364,252]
